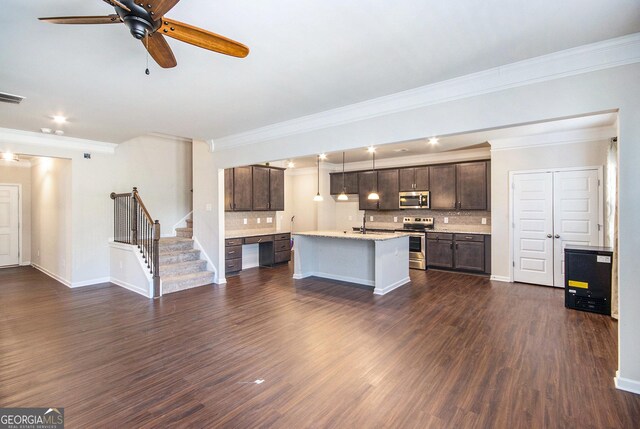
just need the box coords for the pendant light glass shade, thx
[313,154,323,202]
[367,149,379,200]
[337,151,349,201]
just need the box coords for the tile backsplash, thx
[364,209,491,231]
[225,211,277,236]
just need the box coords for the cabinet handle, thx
[456,243,459,249]
[465,236,473,240]
[450,243,453,249]
[228,251,235,254]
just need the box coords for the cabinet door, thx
[330,173,343,195]
[457,161,487,210]
[358,171,378,211]
[331,172,359,195]
[398,168,415,191]
[344,172,359,194]
[252,167,271,211]
[427,239,453,268]
[454,241,485,272]
[269,168,285,211]
[224,168,234,211]
[377,169,399,210]
[233,166,253,211]
[414,167,430,190]
[429,164,456,209]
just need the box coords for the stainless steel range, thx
[396,217,434,270]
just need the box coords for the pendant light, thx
[337,152,349,201]
[367,148,380,200]
[313,154,323,202]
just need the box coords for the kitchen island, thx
[292,231,410,295]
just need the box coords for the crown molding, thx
[0,159,31,168]
[0,127,117,154]
[489,126,616,151]
[212,32,640,151]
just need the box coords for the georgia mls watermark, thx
[0,408,64,429]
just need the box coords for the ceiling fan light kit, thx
[39,0,249,70]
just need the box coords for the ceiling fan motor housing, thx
[115,0,160,39]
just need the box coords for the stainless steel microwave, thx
[399,191,430,209]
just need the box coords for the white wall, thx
[490,137,610,280]
[201,63,640,391]
[0,163,31,264]
[31,157,72,284]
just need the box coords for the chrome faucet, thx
[361,214,367,234]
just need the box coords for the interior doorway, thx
[0,184,20,267]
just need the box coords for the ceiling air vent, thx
[0,92,25,105]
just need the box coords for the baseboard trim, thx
[72,277,110,288]
[20,261,31,266]
[110,277,152,298]
[615,371,640,395]
[374,276,411,296]
[490,275,511,283]
[31,263,71,287]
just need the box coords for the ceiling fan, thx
[38,0,249,69]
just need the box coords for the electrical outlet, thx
[205,203,212,212]
[267,217,273,223]
[394,217,398,223]
[370,216,374,221]
[243,218,248,225]
[481,218,487,225]
[444,217,449,224]
[257,218,261,224]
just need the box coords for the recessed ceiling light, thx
[287,161,295,168]
[54,130,64,136]
[428,137,439,145]
[367,146,376,153]
[319,153,327,160]
[41,128,52,134]
[2,152,17,162]
[52,115,66,124]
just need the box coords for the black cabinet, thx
[456,162,488,210]
[377,169,399,210]
[330,172,358,195]
[358,171,379,211]
[427,233,490,273]
[399,167,429,191]
[429,164,457,210]
[224,165,286,212]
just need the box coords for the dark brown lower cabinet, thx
[427,233,490,273]
[225,238,243,274]
[224,233,291,274]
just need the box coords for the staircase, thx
[160,219,215,294]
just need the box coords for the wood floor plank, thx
[1,265,639,428]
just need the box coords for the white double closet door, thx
[512,168,602,287]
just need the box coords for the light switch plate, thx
[267,217,273,223]
[394,217,398,222]
[370,216,374,221]
[444,217,449,224]
[481,218,487,225]
[257,218,261,224]
[243,218,247,225]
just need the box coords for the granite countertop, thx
[351,226,491,235]
[226,230,291,239]
[294,230,411,241]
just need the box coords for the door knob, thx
[547,234,552,238]
[555,234,560,239]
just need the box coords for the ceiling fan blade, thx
[102,0,131,12]
[159,18,249,58]
[39,15,122,25]
[147,0,181,20]
[142,33,177,68]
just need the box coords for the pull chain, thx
[145,31,150,75]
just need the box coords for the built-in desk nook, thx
[225,232,291,274]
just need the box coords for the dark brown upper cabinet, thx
[269,168,285,211]
[429,164,457,210]
[224,168,234,212]
[232,166,253,211]
[456,161,487,210]
[399,167,429,191]
[330,172,358,195]
[377,169,399,210]
[252,166,271,211]
[225,165,286,212]
[358,171,379,211]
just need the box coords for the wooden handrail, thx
[132,188,154,225]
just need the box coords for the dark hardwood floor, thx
[1,265,638,428]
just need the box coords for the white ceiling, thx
[0,1,638,143]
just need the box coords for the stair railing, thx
[110,187,160,297]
